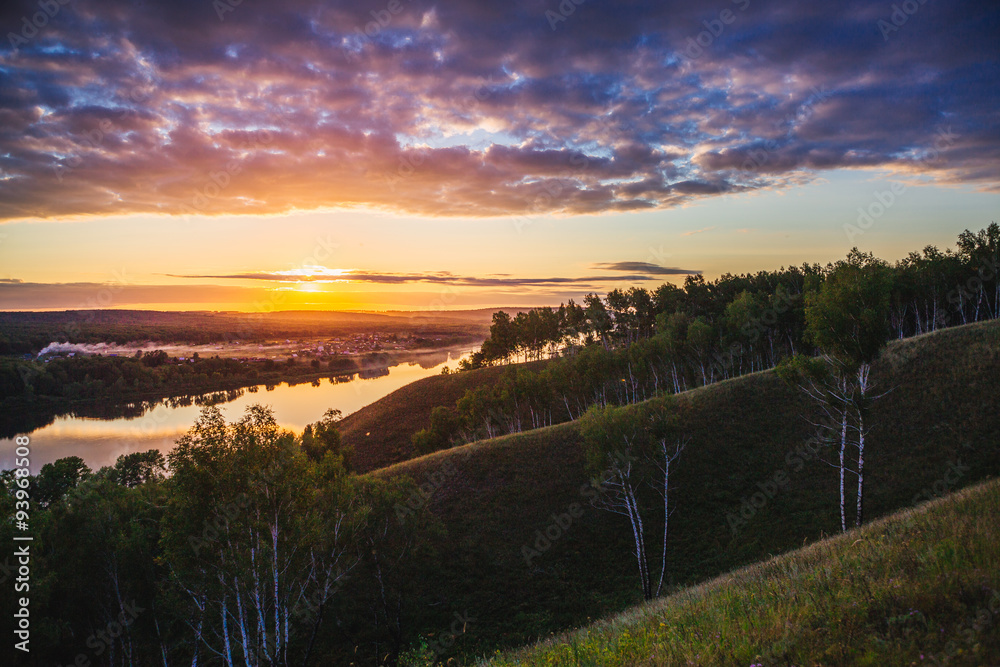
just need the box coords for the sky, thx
[0,0,998,311]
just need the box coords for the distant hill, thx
[366,319,1000,662]
[0,307,505,353]
[0,307,538,325]
[361,307,540,322]
[484,477,1000,666]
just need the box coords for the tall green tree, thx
[110,449,166,487]
[805,249,893,527]
[302,408,349,464]
[162,405,358,666]
[34,456,91,507]
[805,249,892,365]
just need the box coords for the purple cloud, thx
[0,0,996,221]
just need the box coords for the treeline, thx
[0,311,285,354]
[412,225,999,454]
[0,350,393,406]
[1,406,454,666]
[0,310,485,355]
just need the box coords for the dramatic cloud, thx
[0,0,997,221]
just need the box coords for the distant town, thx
[32,331,448,364]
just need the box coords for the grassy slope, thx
[367,320,1000,662]
[341,360,549,472]
[483,478,1000,666]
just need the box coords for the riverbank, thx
[0,343,480,439]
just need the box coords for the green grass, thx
[364,320,1000,663]
[481,478,1000,666]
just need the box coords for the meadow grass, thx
[481,478,1000,666]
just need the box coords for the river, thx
[0,348,473,474]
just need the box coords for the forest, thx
[0,349,393,405]
[410,225,1000,453]
[1,407,444,666]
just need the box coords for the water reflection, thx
[0,348,472,473]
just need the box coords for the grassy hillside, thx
[369,320,1000,662]
[342,360,549,472]
[482,477,1000,666]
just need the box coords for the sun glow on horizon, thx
[272,265,350,280]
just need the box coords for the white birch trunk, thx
[839,407,847,533]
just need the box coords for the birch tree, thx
[581,398,686,600]
[805,250,892,528]
[777,354,856,532]
[162,405,359,666]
